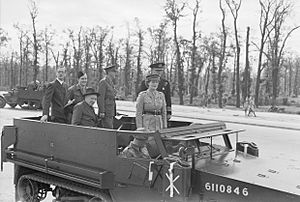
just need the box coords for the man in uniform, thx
[97,65,117,128]
[137,62,172,119]
[40,66,69,123]
[71,87,99,127]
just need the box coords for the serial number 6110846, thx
[205,182,249,196]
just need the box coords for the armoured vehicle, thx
[1,116,300,202]
[0,83,45,109]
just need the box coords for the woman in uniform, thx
[134,74,167,158]
[136,73,167,131]
[65,71,88,123]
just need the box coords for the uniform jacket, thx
[97,76,117,117]
[65,84,86,114]
[42,79,68,120]
[72,101,98,127]
[136,89,167,131]
[138,78,172,115]
[66,84,86,105]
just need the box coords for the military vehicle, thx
[1,115,300,202]
[0,83,44,109]
[0,94,6,108]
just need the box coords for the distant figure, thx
[65,71,88,123]
[40,66,69,123]
[137,62,172,120]
[244,97,250,116]
[72,87,99,127]
[248,96,256,117]
[97,65,117,129]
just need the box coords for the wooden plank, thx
[162,129,245,141]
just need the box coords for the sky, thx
[0,0,300,56]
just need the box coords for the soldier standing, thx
[136,73,167,131]
[137,62,172,120]
[136,73,167,157]
[97,65,117,128]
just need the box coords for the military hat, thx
[83,87,99,97]
[149,62,165,70]
[146,73,160,82]
[104,64,117,72]
[77,70,86,79]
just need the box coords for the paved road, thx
[0,102,299,201]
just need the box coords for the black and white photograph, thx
[0,0,300,201]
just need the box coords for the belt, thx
[143,110,161,115]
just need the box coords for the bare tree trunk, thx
[225,0,242,107]
[288,60,292,96]
[243,27,250,101]
[29,1,39,84]
[10,53,14,89]
[218,0,227,108]
[165,0,186,105]
[135,20,143,99]
[189,0,200,105]
[124,26,132,97]
[294,59,299,97]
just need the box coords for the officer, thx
[97,64,117,128]
[137,62,172,120]
[136,73,167,131]
[71,87,99,127]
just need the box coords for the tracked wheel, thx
[17,175,40,202]
[0,96,6,108]
[8,103,17,108]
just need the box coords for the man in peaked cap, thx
[72,87,99,127]
[137,62,172,120]
[97,64,117,128]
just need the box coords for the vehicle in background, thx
[0,81,45,109]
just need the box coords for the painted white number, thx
[234,187,240,195]
[242,188,248,196]
[219,185,225,193]
[205,182,210,191]
[204,183,248,196]
[227,185,232,194]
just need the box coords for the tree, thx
[242,27,250,101]
[29,0,41,84]
[123,23,133,97]
[253,0,276,106]
[225,0,242,107]
[134,18,144,99]
[294,58,300,97]
[90,26,110,80]
[68,28,83,83]
[42,26,55,82]
[266,0,300,105]
[218,0,228,108]
[188,0,201,104]
[13,24,28,86]
[165,0,186,105]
